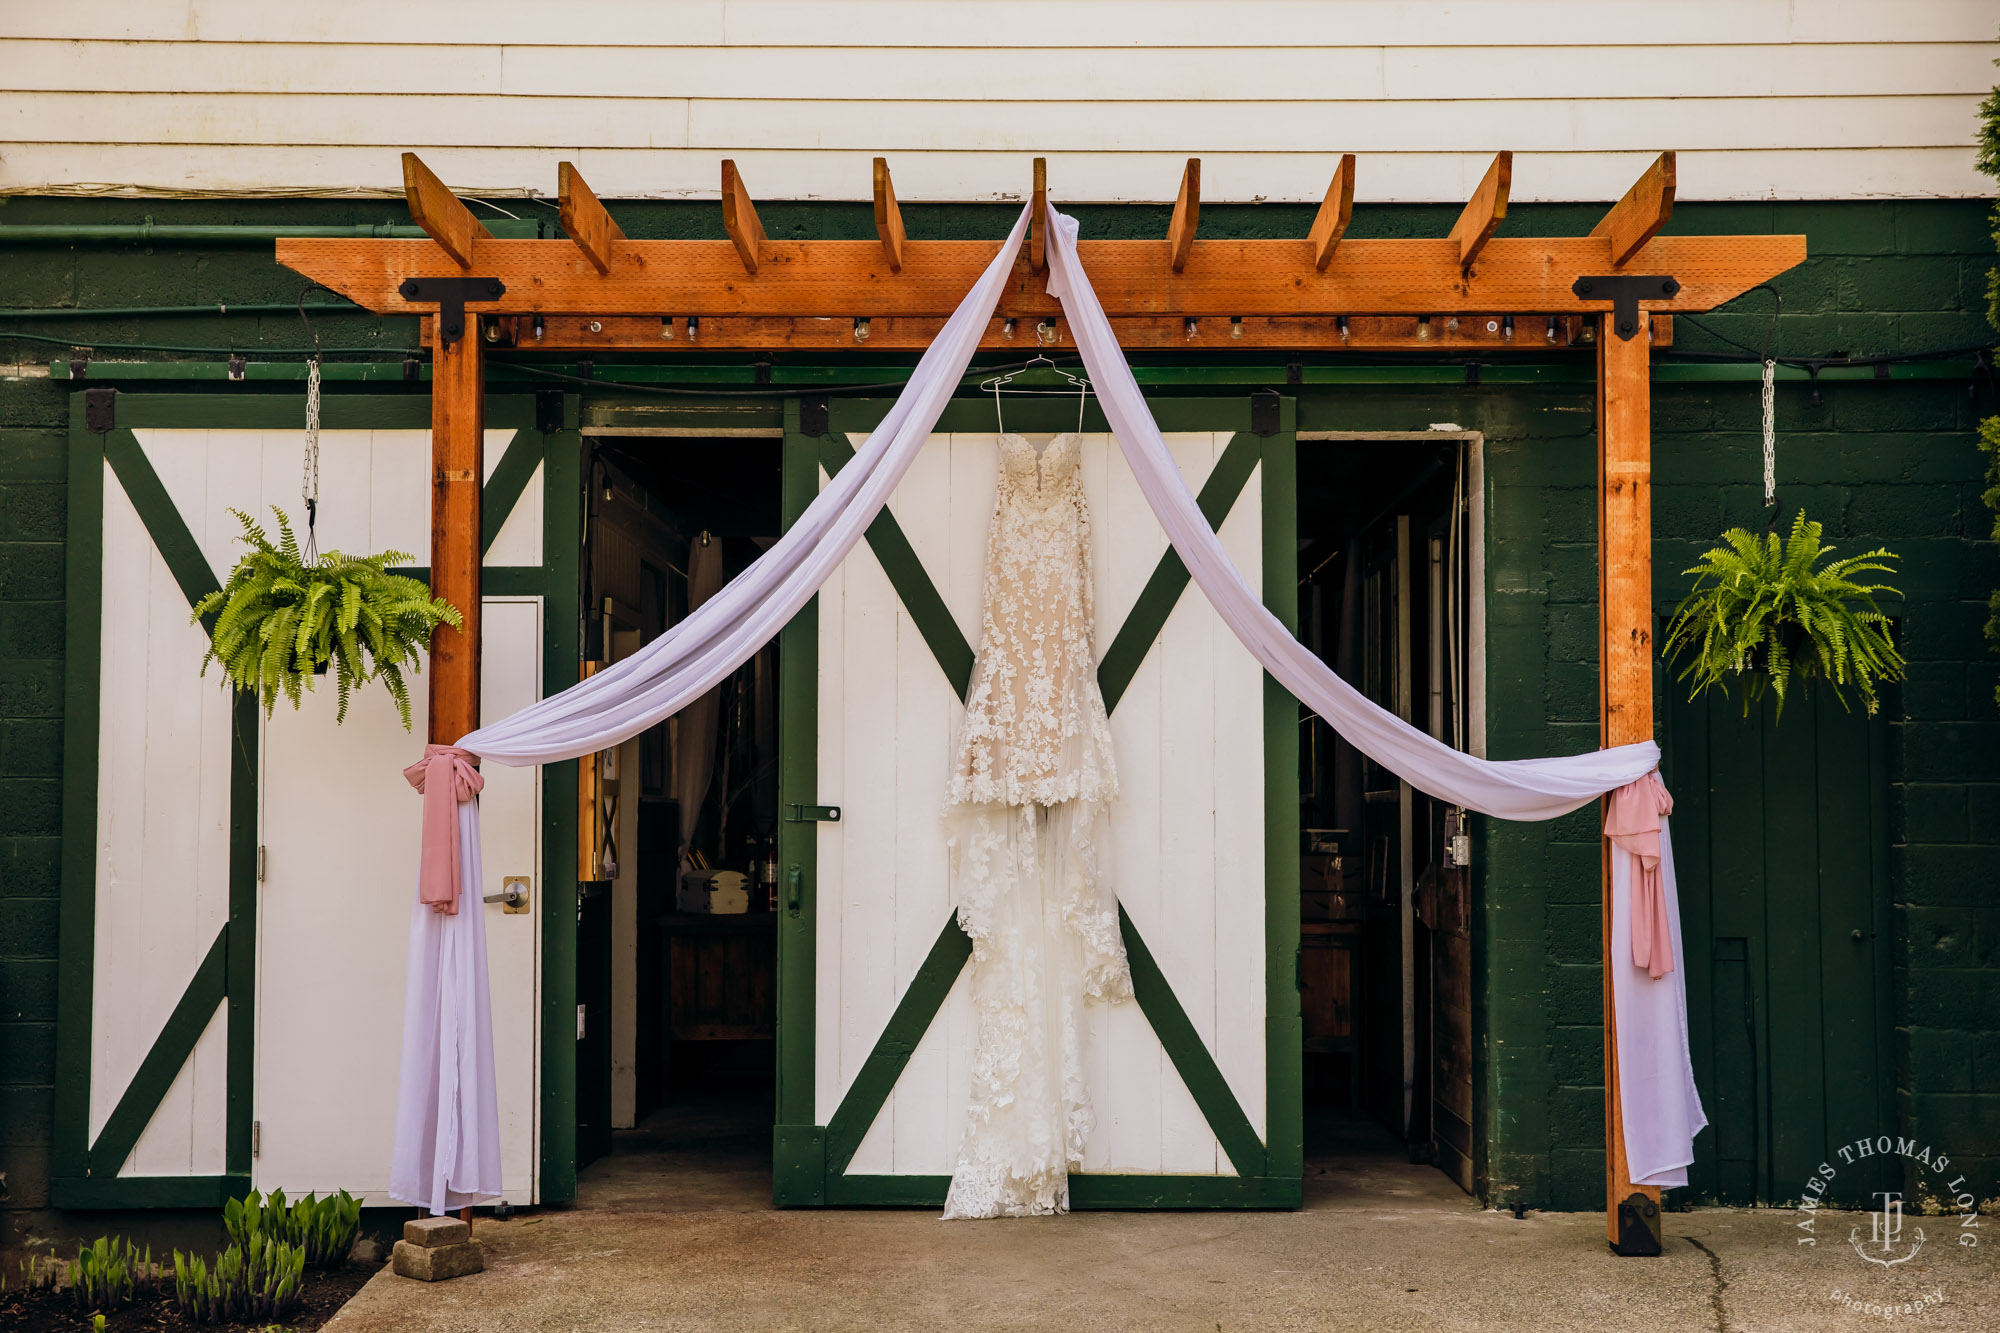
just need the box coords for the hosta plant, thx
[225,1186,362,1269]
[1662,511,1904,717]
[172,1232,304,1324]
[191,507,461,728]
[65,1236,152,1314]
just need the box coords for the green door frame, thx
[53,389,581,1208]
[773,394,1302,1209]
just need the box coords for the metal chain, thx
[1761,357,1776,509]
[303,355,322,559]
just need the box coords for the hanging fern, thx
[190,507,462,728]
[1661,511,1905,718]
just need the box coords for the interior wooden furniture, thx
[278,150,1805,1254]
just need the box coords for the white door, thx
[247,430,545,1206]
[254,596,541,1206]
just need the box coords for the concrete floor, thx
[327,1099,1996,1332]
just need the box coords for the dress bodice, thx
[997,432,1082,509]
[945,432,1116,808]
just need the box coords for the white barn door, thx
[54,395,554,1208]
[778,410,1297,1209]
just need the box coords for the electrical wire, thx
[494,354,1093,399]
[0,328,419,357]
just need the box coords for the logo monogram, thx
[1849,1191,1925,1267]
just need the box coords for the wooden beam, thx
[1030,157,1047,274]
[280,234,1804,320]
[400,152,489,270]
[722,159,764,275]
[428,314,483,746]
[448,311,1648,353]
[1596,314,1661,1253]
[873,157,905,273]
[1308,154,1356,271]
[1167,158,1200,273]
[558,161,624,276]
[1449,151,1512,271]
[1593,151,1677,268]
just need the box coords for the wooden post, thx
[429,328,483,747]
[1597,314,1660,1251]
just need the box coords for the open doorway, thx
[574,435,784,1203]
[1296,433,1479,1194]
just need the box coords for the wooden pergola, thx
[279,150,1803,1253]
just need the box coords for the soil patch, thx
[0,1263,377,1333]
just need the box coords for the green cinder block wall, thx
[1,195,1994,1215]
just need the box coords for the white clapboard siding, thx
[97,426,541,1202]
[819,432,1262,1177]
[5,41,1992,101]
[3,0,1992,48]
[2,1,1992,200]
[13,91,1976,155]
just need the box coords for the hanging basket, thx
[1662,511,1904,718]
[190,507,462,729]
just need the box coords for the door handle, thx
[786,864,803,917]
[484,877,530,912]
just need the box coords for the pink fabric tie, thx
[1604,771,1675,979]
[404,745,484,916]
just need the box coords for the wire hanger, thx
[979,321,1090,434]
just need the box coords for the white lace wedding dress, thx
[940,431,1132,1220]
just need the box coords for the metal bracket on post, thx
[1614,1191,1664,1256]
[1570,275,1679,342]
[398,276,507,346]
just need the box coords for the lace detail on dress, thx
[947,434,1119,809]
[941,433,1131,1221]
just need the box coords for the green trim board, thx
[52,390,579,1209]
[52,1175,254,1210]
[1096,429,1261,712]
[784,399,1301,1208]
[88,930,228,1177]
[51,394,105,1193]
[772,406,824,1205]
[821,915,972,1176]
[1259,410,1304,1192]
[537,404,584,1204]
[819,437,976,699]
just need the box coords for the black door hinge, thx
[1250,388,1282,437]
[84,386,117,432]
[398,276,507,346]
[536,389,565,435]
[800,395,830,438]
[1570,275,1679,342]
[785,804,841,823]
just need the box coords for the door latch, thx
[483,876,531,912]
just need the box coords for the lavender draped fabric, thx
[407,197,1705,1198]
[1040,204,1703,1187]
[389,798,504,1213]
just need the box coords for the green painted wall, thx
[2,196,1993,1214]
